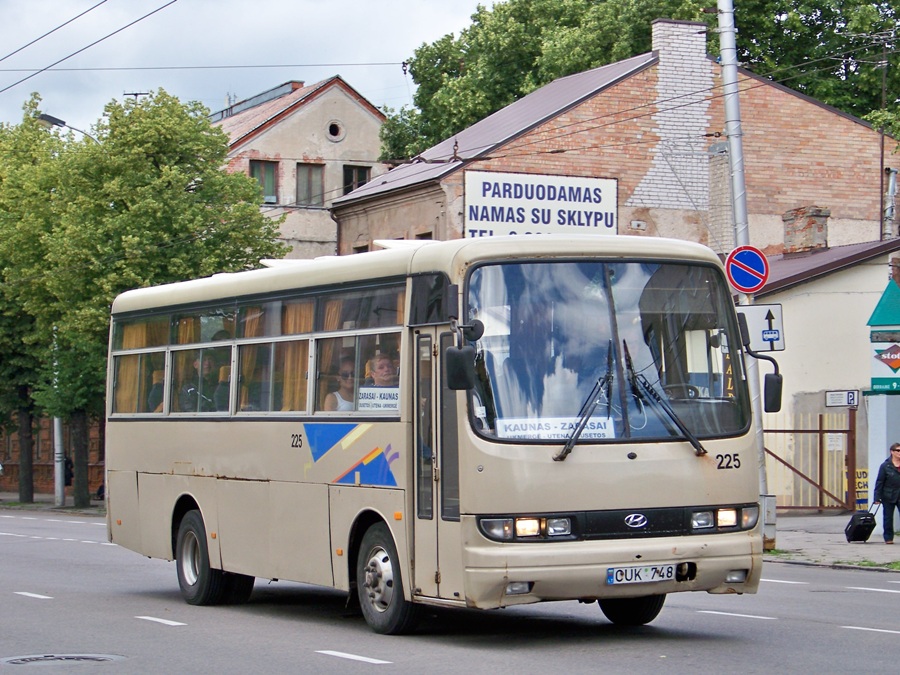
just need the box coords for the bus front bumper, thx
[461,524,762,609]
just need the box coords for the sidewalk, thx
[1,492,898,571]
[764,511,900,570]
[0,491,106,518]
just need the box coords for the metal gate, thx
[763,408,857,511]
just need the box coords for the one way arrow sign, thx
[735,304,785,352]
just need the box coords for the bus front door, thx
[412,330,464,601]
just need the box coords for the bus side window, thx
[147,370,165,412]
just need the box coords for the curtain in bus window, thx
[280,300,314,411]
[239,306,263,410]
[317,298,343,381]
[396,289,406,325]
[114,323,145,413]
[174,317,200,395]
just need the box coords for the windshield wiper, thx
[554,340,613,462]
[622,340,707,456]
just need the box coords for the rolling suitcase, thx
[844,504,880,543]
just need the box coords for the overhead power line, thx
[0,0,180,97]
[0,0,110,64]
[0,62,404,74]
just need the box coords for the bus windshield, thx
[467,260,750,443]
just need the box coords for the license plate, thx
[606,564,676,585]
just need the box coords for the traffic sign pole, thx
[717,0,773,548]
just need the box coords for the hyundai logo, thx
[624,513,648,528]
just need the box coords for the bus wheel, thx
[222,573,255,605]
[598,595,666,625]
[176,510,225,606]
[356,522,420,634]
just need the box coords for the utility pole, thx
[716,0,775,547]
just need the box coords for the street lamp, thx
[38,113,100,145]
[39,112,100,506]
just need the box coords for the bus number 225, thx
[716,453,740,469]
[290,434,304,448]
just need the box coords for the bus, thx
[106,235,777,634]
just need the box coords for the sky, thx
[0,0,490,133]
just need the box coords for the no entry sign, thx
[725,245,769,294]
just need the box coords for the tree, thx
[0,96,62,502]
[382,0,897,159]
[385,0,714,156]
[0,91,286,505]
[734,1,898,119]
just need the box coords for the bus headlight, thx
[717,508,738,528]
[480,518,514,540]
[478,516,574,541]
[546,517,571,536]
[741,505,760,530]
[692,511,715,529]
[515,518,541,537]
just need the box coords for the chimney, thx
[651,18,708,60]
[782,205,830,254]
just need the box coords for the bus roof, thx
[110,235,722,315]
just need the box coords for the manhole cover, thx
[0,654,127,665]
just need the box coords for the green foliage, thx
[381,0,897,160]
[378,105,428,161]
[383,0,713,157]
[735,1,898,118]
[0,90,287,421]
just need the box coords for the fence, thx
[763,408,856,511]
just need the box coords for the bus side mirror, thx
[738,311,783,412]
[446,345,476,390]
[764,373,783,413]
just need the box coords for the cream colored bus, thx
[106,235,776,634]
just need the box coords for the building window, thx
[343,165,370,195]
[250,160,278,204]
[297,163,324,206]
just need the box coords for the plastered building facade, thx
[214,78,387,258]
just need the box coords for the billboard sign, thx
[464,170,617,237]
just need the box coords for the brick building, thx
[333,19,896,254]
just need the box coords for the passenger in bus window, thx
[370,352,398,387]
[323,356,356,411]
[179,354,217,412]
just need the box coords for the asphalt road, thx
[2,508,899,674]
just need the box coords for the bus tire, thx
[356,522,420,635]
[222,573,255,605]
[598,594,666,625]
[176,510,225,606]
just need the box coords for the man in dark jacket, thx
[873,442,900,544]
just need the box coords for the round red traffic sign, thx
[725,245,769,293]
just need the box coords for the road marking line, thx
[760,578,808,584]
[15,592,52,599]
[842,625,900,635]
[135,616,186,626]
[697,610,776,620]
[316,650,392,664]
[847,586,900,594]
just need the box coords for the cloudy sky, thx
[0,0,489,133]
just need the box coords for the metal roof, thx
[333,52,658,206]
[758,238,900,298]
